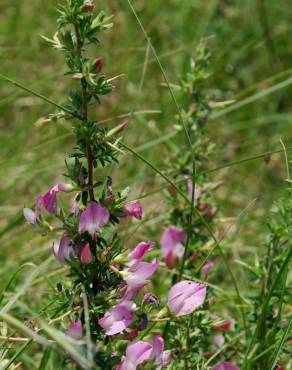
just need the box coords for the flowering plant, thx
[0,1,287,370]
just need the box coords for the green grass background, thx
[0,0,291,368]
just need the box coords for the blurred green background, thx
[0,0,291,292]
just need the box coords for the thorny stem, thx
[74,24,95,202]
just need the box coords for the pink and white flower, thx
[36,183,73,216]
[126,259,159,289]
[213,333,225,348]
[161,226,186,268]
[167,280,207,317]
[24,183,73,224]
[118,336,171,370]
[53,235,75,264]
[67,319,83,339]
[23,207,38,225]
[117,341,152,370]
[128,241,154,265]
[78,202,110,237]
[99,301,136,336]
[124,202,143,220]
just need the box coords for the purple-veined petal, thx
[151,336,164,364]
[119,341,153,370]
[35,183,72,216]
[161,226,186,268]
[126,260,159,289]
[53,235,74,264]
[128,241,154,262]
[98,302,135,336]
[78,202,110,236]
[168,280,206,317]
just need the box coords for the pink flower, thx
[213,333,225,348]
[151,336,172,368]
[98,301,135,336]
[167,280,207,317]
[53,235,75,264]
[161,226,186,268]
[118,341,152,370]
[187,180,202,203]
[67,319,83,339]
[124,202,143,220]
[35,183,73,216]
[128,241,154,263]
[201,260,214,277]
[126,260,159,289]
[78,202,110,237]
[212,362,239,370]
[118,336,171,370]
[79,243,93,264]
[23,207,38,225]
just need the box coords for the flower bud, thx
[127,329,139,340]
[213,333,224,348]
[80,243,93,264]
[167,186,177,197]
[94,57,105,73]
[197,203,208,211]
[213,320,232,331]
[71,73,83,80]
[204,207,217,221]
[83,1,95,12]
[142,293,160,306]
[106,120,128,138]
[23,208,37,225]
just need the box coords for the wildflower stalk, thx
[74,22,95,201]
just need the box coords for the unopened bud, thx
[83,1,95,12]
[127,329,138,340]
[34,117,51,127]
[190,253,198,263]
[104,194,114,206]
[197,203,208,211]
[106,120,128,138]
[167,186,177,197]
[94,57,105,73]
[213,320,232,331]
[204,207,217,221]
[71,73,83,81]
